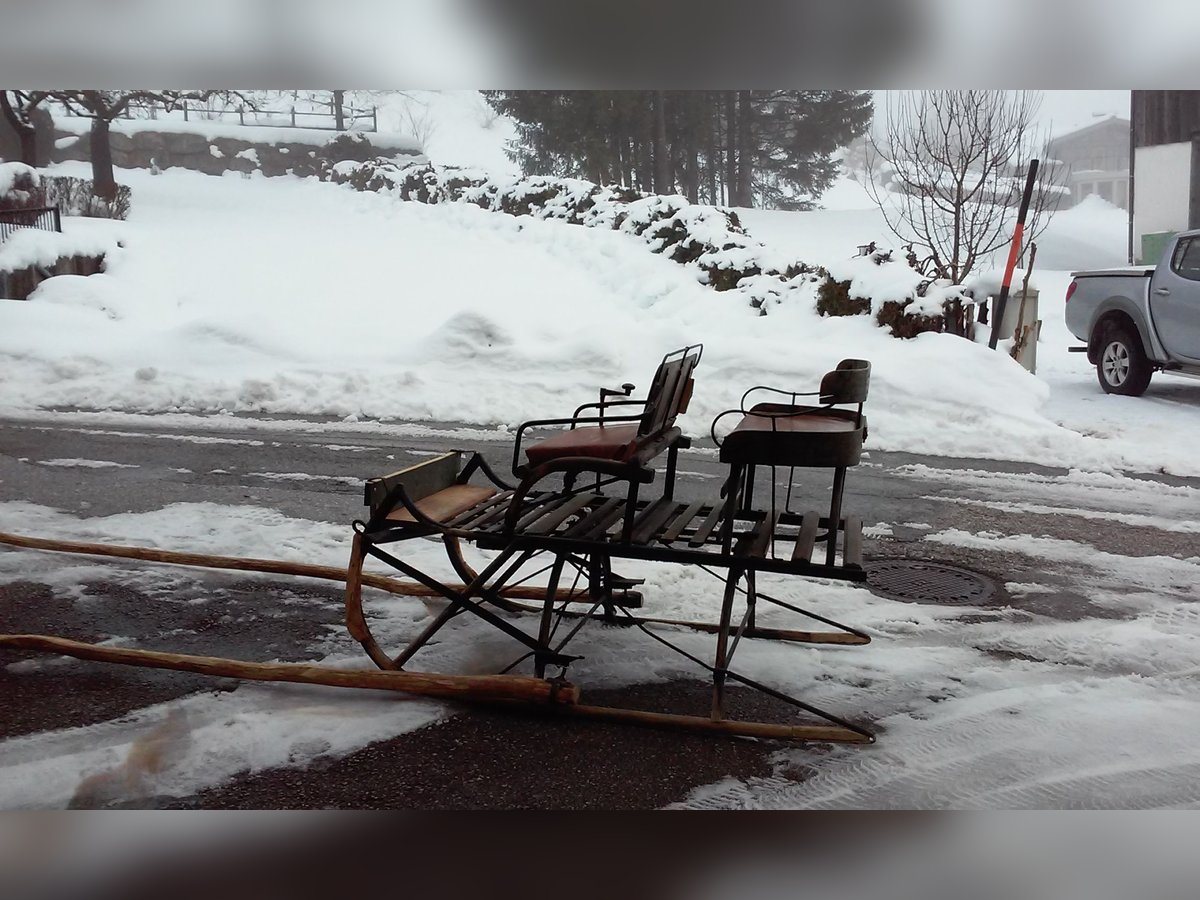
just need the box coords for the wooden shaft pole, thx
[560,704,873,743]
[0,634,579,706]
[0,531,582,603]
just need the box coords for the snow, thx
[53,113,422,154]
[3,109,1200,808]
[2,161,1197,478]
[0,161,39,197]
[0,219,122,272]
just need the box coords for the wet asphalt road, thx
[1,413,1195,808]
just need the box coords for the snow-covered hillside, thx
[2,157,1197,476]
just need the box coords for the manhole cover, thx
[865,561,997,605]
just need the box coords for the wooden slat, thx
[631,500,684,545]
[365,451,460,512]
[564,497,625,539]
[447,490,511,528]
[526,493,595,535]
[660,500,705,544]
[743,512,778,559]
[515,493,572,531]
[842,515,863,568]
[688,503,725,547]
[791,512,820,562]
[384,484,496,524]
[454,490,515,530]
[609,498,663,538]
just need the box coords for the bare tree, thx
[50,90,256,200]
[1,91,52,165]
[865,91,1067,284]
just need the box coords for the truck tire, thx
[1096,322,1153,396]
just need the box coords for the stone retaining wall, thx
[50,128,419,179]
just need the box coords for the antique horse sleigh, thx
[345,345,876,742]
[1,345,876,743]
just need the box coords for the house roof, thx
[1048,114,1129,144]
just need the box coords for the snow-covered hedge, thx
[329,158,975,339]
[0,162,131,220]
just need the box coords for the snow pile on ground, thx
[0,220,122,272]
[331,159,980,334]
[1,161,1197,476]
[3,474,1199,808]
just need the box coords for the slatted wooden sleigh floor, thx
[346,347,878,743]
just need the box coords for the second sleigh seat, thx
[719,358,870,467]
[714,359,871,565]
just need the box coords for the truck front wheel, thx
[1097,323,1153,396]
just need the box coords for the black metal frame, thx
[352,449,874,742]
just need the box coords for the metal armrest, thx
[739,384,820,412]
[709,404,834,448]
[571,397,648,419]
[457,452,513,491]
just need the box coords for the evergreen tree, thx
[485,90,872,209]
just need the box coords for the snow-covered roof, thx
[1047,114,1129,143]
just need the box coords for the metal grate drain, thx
[865,560,997,605]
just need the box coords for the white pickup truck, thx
[1066,229,1200,395]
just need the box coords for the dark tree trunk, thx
[653,90,670,194]
[332,90,346,131]
[735,90,753,207]
[90,117,118,202]
[638,115,654,193]
[724,91,737,205]
[0,93,38,166]
[705,93,718,204]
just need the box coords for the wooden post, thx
[291,106,296,128]
[182,101,188,122]
[239,106,244,126]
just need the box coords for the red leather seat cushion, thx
[732,412,857,435]
[524,424,641,466]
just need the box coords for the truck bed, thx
[1071,267,1154,278]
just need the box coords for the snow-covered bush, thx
[0,163,42,211]
[329,158,974,338]
[42,175,132,220]
[0,163,130,220]
[319,132,377,165]
[816,246,977,338]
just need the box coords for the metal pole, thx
[989,159,1040,350]
[1128,91,1137,264]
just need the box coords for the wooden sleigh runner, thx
[346,347,878,743]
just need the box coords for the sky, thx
[1037,90,1130,134]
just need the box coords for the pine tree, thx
[485,90,873,209]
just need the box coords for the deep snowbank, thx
[2,163,1197,475]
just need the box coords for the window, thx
[1170,237,1200,281]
